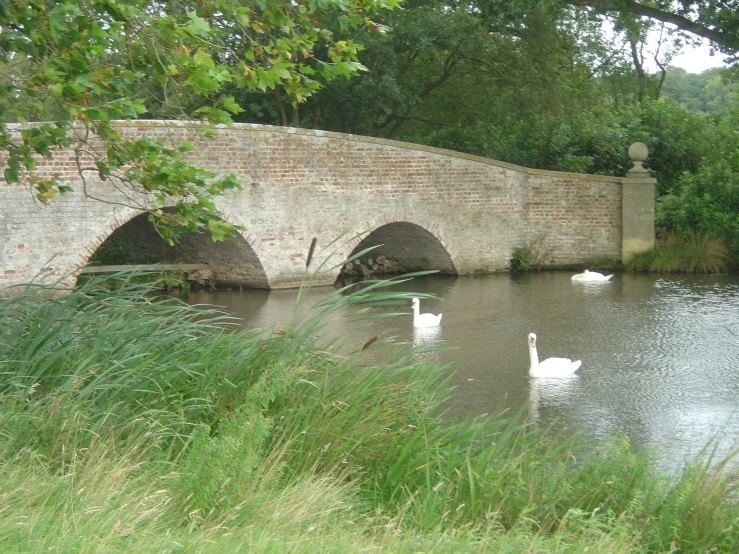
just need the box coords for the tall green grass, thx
[1,269,739,552]
[627,230,731,273]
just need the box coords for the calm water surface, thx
[186,272,739,467]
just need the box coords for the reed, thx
[2,268,739,552]
[0,272,260,463]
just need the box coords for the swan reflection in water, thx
[528,376,581,424]
[411,325,443,364]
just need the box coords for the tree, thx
[300,0,622,140]
[660,67,739,113]
[571,0,739,57]
[0,0,398,243]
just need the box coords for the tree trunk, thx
[629,38,646,103]
[291,106,300,127]
[274,91,288,126]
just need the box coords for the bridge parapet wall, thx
[1,122,632,293]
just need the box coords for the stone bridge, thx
[0,121,655,293]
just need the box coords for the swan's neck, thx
[412,303,420,326]
[528,343,539,369]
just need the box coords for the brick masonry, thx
[0,121,631,293]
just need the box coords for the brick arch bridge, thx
[0,121,654,293]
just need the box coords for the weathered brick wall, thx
[0,121,624,293]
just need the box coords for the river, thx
[185,272,739,468]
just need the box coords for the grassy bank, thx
[1,274,738,553]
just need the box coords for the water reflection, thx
[184,272,739,467]
[569,279,615,293]
[411,326,444,365]
[412,325,443,347]
[528,376,581,424]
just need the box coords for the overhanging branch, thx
[574,0,738,51]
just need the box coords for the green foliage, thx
[635,100,716,195]
[661,67,739,114]
[510,247,535,272]
[485,112,636,176]
[626,231,731,273]
[2,273,739,551]
[659,165,739,252]
[0,274,248,460]
[302,0,616,140]
[655,102,739,256]
[643,449,739,552]
[179,409,272,517]
[509,236,554,272]
[574,0,739,54]
[0,0,400,241]
[421,123,493,158]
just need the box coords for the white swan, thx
[571,269,613,282]
[528,333,581,378]
[411,297,442,328]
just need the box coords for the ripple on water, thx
[185,272,739,470]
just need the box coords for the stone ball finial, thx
[628,142,649,173]
[628,142,648,162]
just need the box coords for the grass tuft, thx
[627,231,730,273]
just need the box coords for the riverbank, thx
[1,274,738,553]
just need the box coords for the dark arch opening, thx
[84,209,269,289]
[340,222,456,281]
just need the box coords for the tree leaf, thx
[222,96,245,114]
[187,11,212,38]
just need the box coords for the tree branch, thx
[574,0,738,50]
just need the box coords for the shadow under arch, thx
[344,221,457,279]
[81,208,269,288]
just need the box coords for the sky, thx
[669,41,728,73]
[603,21,730,75]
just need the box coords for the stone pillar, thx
[622,142,656,262]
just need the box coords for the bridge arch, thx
[344,216,457,278]
[78,207,269,288]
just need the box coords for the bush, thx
[510,247,535,272]
[658,162,739,255]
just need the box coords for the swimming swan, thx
[411,297,442,328]
[571,269,613,282]
[528,333,581,378]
